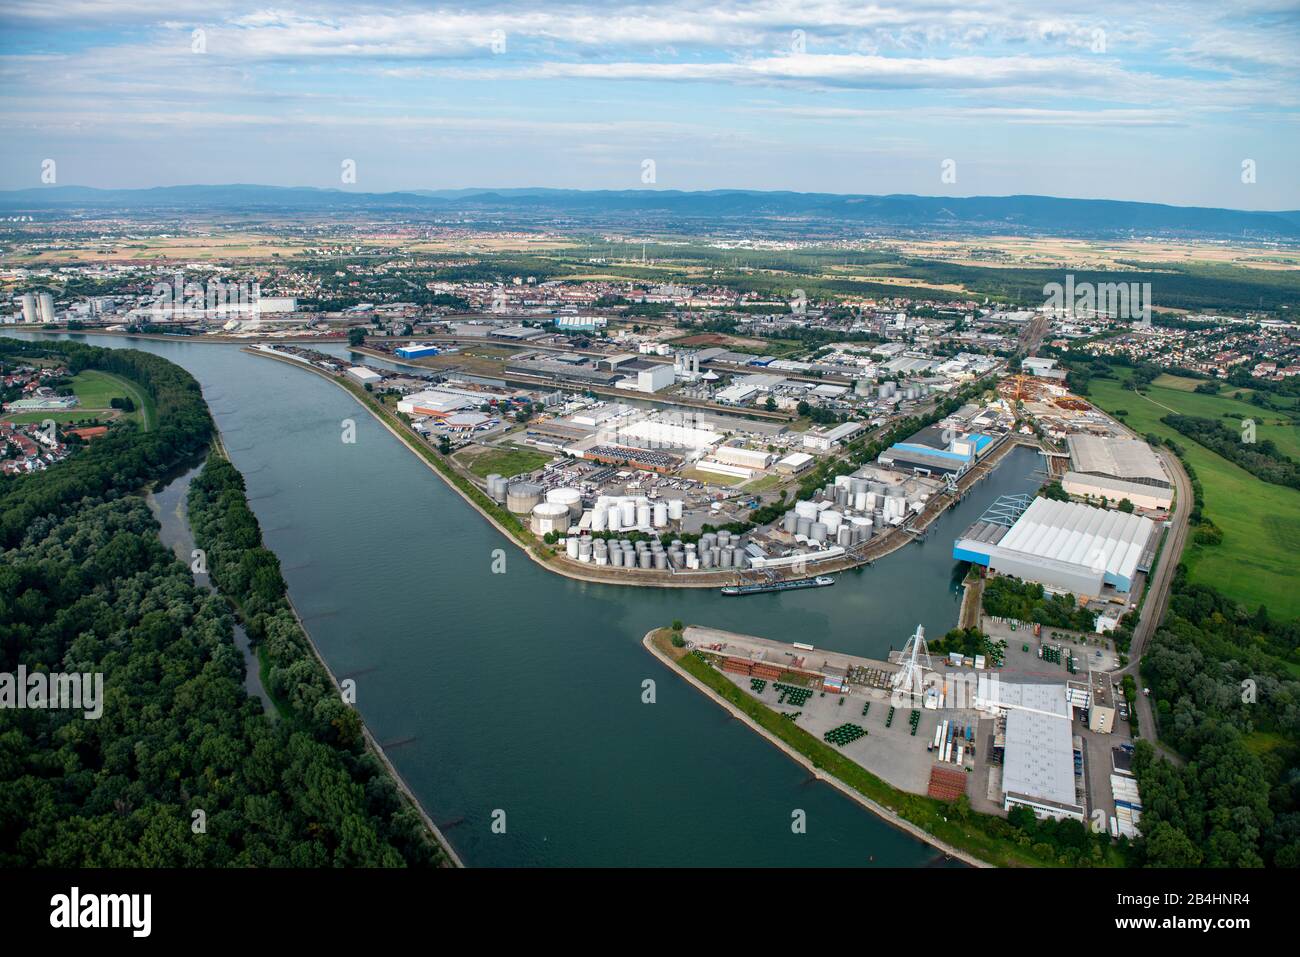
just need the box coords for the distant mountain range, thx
[3,184,1298,241]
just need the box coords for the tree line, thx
[1162,413,1300,492]
[0,339,447,866]
[1134,569,1300,867]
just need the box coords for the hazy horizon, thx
[6,182,1300,215]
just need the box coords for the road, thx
[1115,442,1192,764]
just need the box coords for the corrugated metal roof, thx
[998,498,1154,584]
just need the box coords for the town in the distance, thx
[1,188,1297,878]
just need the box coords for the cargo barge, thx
[720,575,835,596]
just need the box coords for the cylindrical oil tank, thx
[782,511,798,533]
[719,548,733,568]
[593,540,609,566]
[636,503,651,528]
[546,487,583,519]
[701,548,714,569]
[795,500,819,520]
[796,516,813,537]
[837,525,851,546]
[667,498,684,521]
[506,482,543,514]
[566,537,580,559]
[531,501,570,535]
[610,547,624,567]
[853,491,868,511]
[592,506,608,532]
[652,502,668,527]
[850,477,868,495]
[486,474,505,502]
[809,521,828,543]
[578,539,592,563]
[820,510,843,533]
[654,552,667,570]
[638,551,652,569]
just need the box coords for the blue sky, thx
[1,1,1297,208]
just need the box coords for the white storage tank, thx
[667,498,684,521]
[794,500,819,520]
[620,500,637,528]
[591,506,609,532]
[546,487,583,519]
[636,503,652,528]
[566,536,580,559]
[531,502,571,535]
[652,502,668,527]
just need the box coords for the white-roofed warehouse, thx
[954,497,1155,597]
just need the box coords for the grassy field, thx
[3,369,155,431]
[460,444,553,479]
[1144,374,1300,457]
[653,630,1124,868]
[1088,375,1300,617]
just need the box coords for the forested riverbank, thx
[0,338,450,866]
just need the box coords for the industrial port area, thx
[664,613,1145,850]
[262,310,1173,850]
[249,332,1032,587]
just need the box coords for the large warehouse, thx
[1061,435,1172,510]
[976,677,1084,822]
[954,497,1156,597]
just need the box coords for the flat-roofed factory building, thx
[1061,434,1172,510]
[976,676,1085,822]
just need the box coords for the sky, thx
[1,1,1297,209]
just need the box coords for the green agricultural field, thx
[1142,374,1300,458]
[1089,375,1300,617]
[462,444,552,479]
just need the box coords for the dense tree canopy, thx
[0,340,445,867]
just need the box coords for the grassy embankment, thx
[1088,373,1300,618]
[651,630,1126,868]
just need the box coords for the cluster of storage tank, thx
[486,474,510,503]
[683,529,750,571]
[589,495,682,532]
[779,475,916,547]
[564,536,670,570]
[560,530,751,572]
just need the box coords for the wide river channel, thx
[11,332,1045,866]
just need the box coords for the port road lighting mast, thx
[892,624,932,698]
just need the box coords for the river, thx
[8,332,1045,867]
